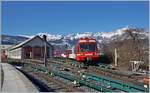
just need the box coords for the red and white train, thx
[63,37,100,63]
[75,37,99,62]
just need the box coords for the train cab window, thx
[80,44,97,52]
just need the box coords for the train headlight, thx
[94,52,98,55]
[77,54,81,56]
[77,53,84,56]
[96,52,100,56]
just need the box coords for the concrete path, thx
[1,63,38,92]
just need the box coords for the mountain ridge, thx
[2,27,148,49]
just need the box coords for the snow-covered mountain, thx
[2,35,28,45]
[2,27,148,50]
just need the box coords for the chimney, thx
[43,35,47,41]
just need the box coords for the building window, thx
[24,46,32,59]
[33,46,41,58]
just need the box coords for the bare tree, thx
[101,28,148,70]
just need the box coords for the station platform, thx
[1,63,38,92]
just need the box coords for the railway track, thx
[21,64,85,92]
[6,58,145,83]
[47,58,145,85]
[29,63,148,92]
[30,64,115,92]
[32,72,84,92]
[4,58,149,92]
[6,58,145,86]
[87,66,143,85]
[57,63,146,90]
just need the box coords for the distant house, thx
[8,35,53,59]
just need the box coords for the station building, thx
[8,35,53,59]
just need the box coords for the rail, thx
[85,73,149,92]
[31,65,148,92]
[3,58,148,92]
[31,66,113,92]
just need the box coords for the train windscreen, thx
[80,43,97,52]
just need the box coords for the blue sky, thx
[2,1,149,36]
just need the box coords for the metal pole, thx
[115,48,118,66]
[131,61,134,71]
[43,35,47,67]
[65,44,68,63]
[44,41,47,67]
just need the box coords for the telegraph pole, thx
[43,35,47,67]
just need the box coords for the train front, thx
[76,38,100,63]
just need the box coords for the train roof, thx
[78,37,97,43]
[79,37,96,40]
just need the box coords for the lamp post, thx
[43,35,47,67]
